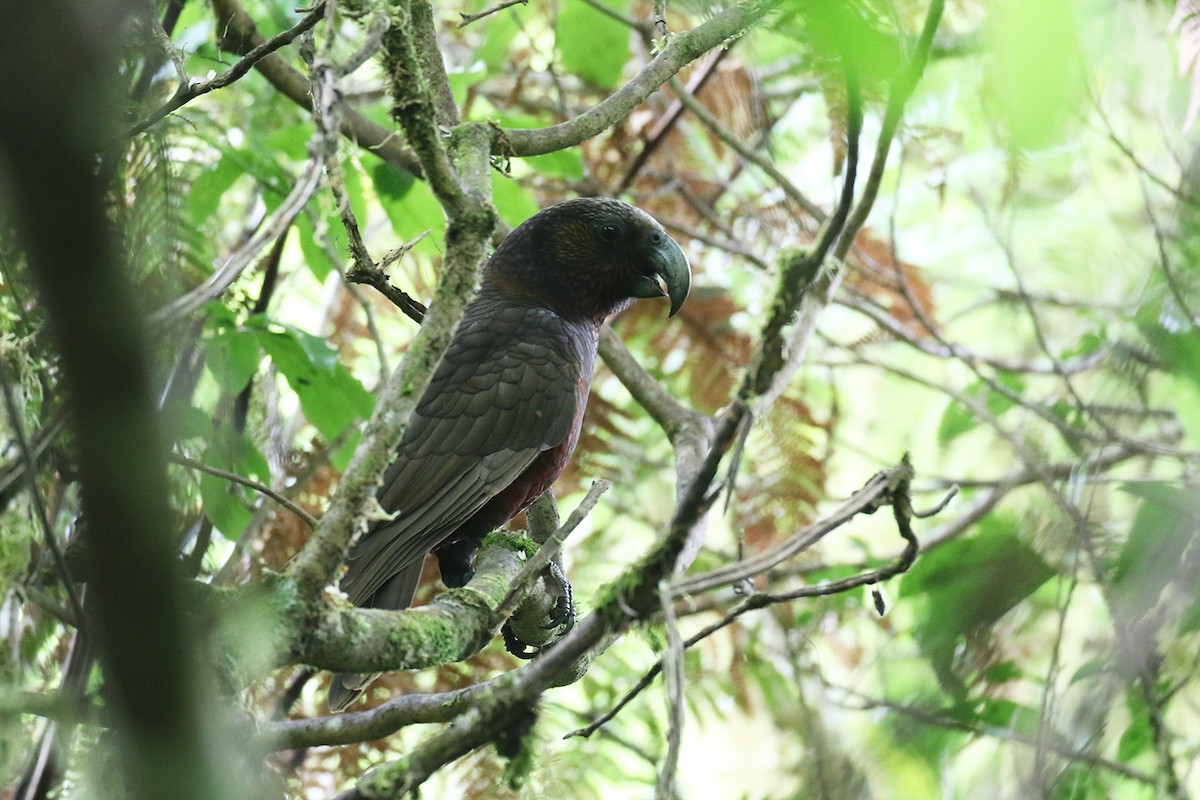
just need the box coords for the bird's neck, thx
[479,278,626,328]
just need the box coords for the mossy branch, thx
[289,539,525,673]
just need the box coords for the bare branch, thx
[832,686,1154,785]
[126,3,326,139]
[674,459,913,597]
[459,0,527,29]
[499,2,779,157]
[569,459,921,739]
[598,326,705,439]
[668,72,825,222]
[167,453,316,528]
[147,153,326,326]
[210,0,424,175]
[344,233,432,324]
[655,581,685,800]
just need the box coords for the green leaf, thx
[1138,317,1200,392]
[990,0,1083,149]
[982,660,1022,684]
[296,213,337,282]
[491,173,539,228]
[797,2,902,85]
[252,324,375,439]
[281,322,340,372]
[263,122,314,161]
[342,157,369,230]
[199,471,250,538]
[1112,482,1200,621]
[1049,763,1103,800]
[522,150,585,180]
[984,372,1026,417]
[1061,330,1105,360]
[447,64,486,107]
[1069,658,1111,684]
[1117,691,1153,761]
[189,155,242,228]
[476,8,520,74]
[936,392,976,445]
[198,427,270,540]
[1179,591,1200,634]
[943,696,1039,735]
[557,0,631,89]
[332,428,362,472]
[900,516,1055,696]
[163,405,218,443]
[203,328,262,395]
[937,373,1025,445]
[372,162,444,254]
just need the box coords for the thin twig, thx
[655,580,684,800]
[912,485,957,518]
[616,49,729,194]
[0,361,87,632]
[674,459,912,597]
[459,0,527,28]
[833,686,1154,785]
[148,153,326,326]
[126,3,327,139]
[668,74,825,222]
[568,459,921,739]
[492,480,611,626]
[501,2,780,156]
[839,293,1110,375]
[345,232,431,324]
[168,453,317,528]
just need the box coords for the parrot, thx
[328,197,691,711]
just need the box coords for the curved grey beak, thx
[630,233,691,317]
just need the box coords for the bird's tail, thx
[328,561,424,712]
[328,671,379,713]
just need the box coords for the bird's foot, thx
[544,561,575,634]
[502,621,540,659]
[501,562,575,659]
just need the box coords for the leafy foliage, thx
[2,0,1199,799]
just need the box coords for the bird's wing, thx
[341,301,583,607]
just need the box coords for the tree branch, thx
[210,0,423,175]
[569,459,919,739]
[498,1,779,157]
[125,2,326,138]
[287,537,526,673]
[167,453,316,528]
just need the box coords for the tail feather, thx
[328,672,377,713]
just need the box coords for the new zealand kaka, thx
[329,197,690,711]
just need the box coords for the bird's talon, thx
[502,620,540,659]
[545,593,576,633]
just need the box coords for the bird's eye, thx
[600,224,620,242]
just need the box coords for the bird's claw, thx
[543,563,575,633]
[502,620,540,659]
[502,562,575,658]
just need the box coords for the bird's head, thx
[484,197,691,323]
